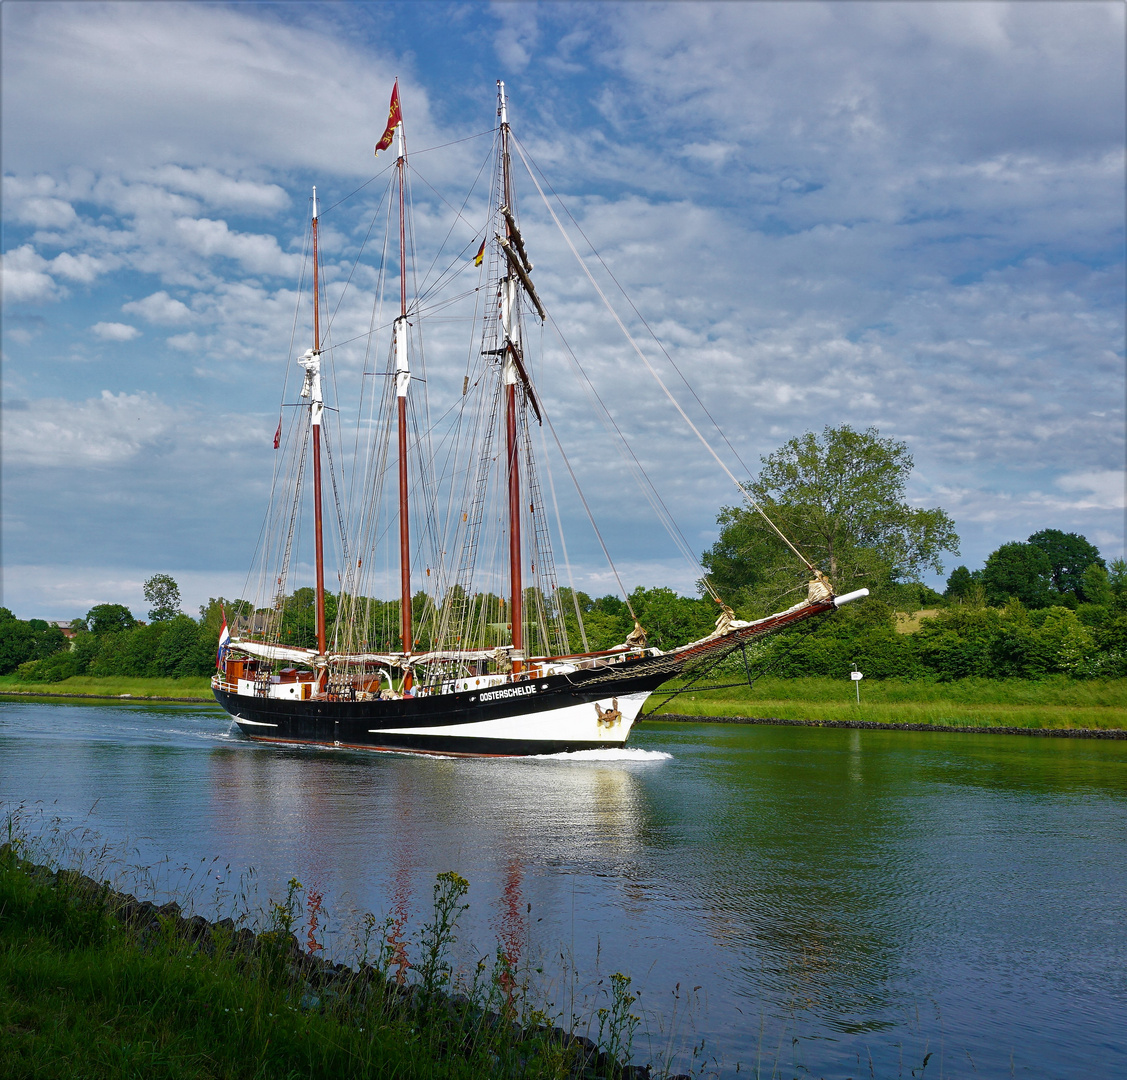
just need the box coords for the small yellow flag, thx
[473,238,486,267]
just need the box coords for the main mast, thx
[499,81,523,667]
[394,96,413,668]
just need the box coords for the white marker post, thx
[851,665,863,704]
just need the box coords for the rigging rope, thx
[540,409,637,621]
[511,136,817,576]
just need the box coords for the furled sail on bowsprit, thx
[211,81,866,755]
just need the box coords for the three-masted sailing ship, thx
[212,81,867,756]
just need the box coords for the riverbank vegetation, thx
[648,676,1127,730]
[0,675,212,699]
[0,840,655,1080]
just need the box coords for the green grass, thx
[0,675,213,700]
[0,849,632,1080]
[649,676,1127,730]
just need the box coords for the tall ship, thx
[212,81,866,756]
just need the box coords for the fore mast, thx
[393,87,413,681]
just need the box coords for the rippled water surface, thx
[2,698,1125,1078]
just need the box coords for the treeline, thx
[748,574,1126,682]
[4,561,1125,685]
[0,582,721,683]
[708,530,1126,683]
[4,602,227,683]
[694,426,1126,682]
[0,575,229,682]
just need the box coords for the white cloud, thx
[122,290,193,324]
[1,244,61,302]
[492,1,540,71]
[1,3,416,178]
[1056,470,1127,511]
[166,332,201,352]
[91,321,141,341]
[51,251,110,283]
[14,196,78,229]
[146,165,289,214]
[173,216,299,276]
[3,390,180,467]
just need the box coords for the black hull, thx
[214,655,678,756]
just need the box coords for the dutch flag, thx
[217,614,230,670]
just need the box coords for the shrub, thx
[16,651,84,682]
[912,607,1001,680]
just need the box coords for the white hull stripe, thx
[371,692,651,742]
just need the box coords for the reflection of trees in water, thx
[638,727,912,1029]
[910,732,1127,800]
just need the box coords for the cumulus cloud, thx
[1,244,61,302]
[1056,470,1127,511]
[3,390,181,467]
[492,1,540,71]
[146,165,289,214]
[14,196,78,229]
[52,251,111,283]
[172,216,300,276]
[91,321,141,341]
[122,290,193,324]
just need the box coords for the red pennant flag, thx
[375,81,401,156]
[273,417,282,449]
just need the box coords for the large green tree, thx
[944,565,982,602]
[980,542,1053,608]
[702,425,959,610]
[1027,530,1105,601]
[144,574,182,622]
[83,604,136,635]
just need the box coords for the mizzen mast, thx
[498,80,524,668]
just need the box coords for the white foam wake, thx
[540,747,673,762]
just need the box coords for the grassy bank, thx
[647,676,1127,731]
[0,675,213,701]
[0,847,649,1080]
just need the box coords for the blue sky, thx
[2,0,1124,620]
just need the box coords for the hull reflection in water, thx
[205,744,666,958]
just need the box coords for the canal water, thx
[1,697,1125,1078]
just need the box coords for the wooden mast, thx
[499,81,523,668]
[394,99,413,674]
[310,187,327,663]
